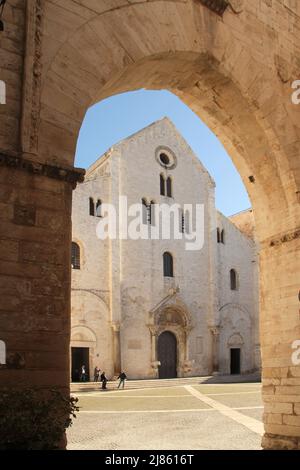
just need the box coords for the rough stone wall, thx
[0,0,25,152]
[229,209,255,240]
[0,165,73,392]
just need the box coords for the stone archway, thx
[70,325,97,382]
[148,296,194,378]
[71,290,113,378]
[218,304,256,375]
[0,0,299,449]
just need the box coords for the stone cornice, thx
[0,152,85,188]
[269,228,300,248]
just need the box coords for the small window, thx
[163,252,174,278]
[221,230,225,244]
[230,269,237,290]
[217,228,221,243]
[166,177,172,198]
[96,199,102,218]
[71,242,81,270]
[179,208,184,234]
[160,174,165,196]
[142,199,148,225]
[89,197,95,216]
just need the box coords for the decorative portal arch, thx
[228,333,244,348]
[148,297,194,378]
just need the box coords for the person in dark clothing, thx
[117,372,127,389]
[94,366,100,382]
[100,372,108,390]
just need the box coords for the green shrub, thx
[0,388,79,450]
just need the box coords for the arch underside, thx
[1,0,299,450]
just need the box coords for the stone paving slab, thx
[76,395,212,412]
[68,382,264,450]
[67,410,262,450]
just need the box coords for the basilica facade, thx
[70,118,260,381]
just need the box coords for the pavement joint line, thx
[184,386,264,436]
[73,391,261,398]
[205,391,261,396]
[78,406,264,414]
[71,383,261,394]
[79,408,219,414]
[74,394,193,398]
[234,406,263,410]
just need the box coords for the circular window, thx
[155,147,177,169]
[159,153,170,166]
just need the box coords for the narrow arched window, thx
[89,197,95,216]
[217,228,221,243]
[221,230,225,244]
[166,177,172,198]
[179,208,184,233]
[160,174,165,196]
[71,242,81,270]
[163,252,174,278]
[142,198,148,225]
[96,199,102,218]
[230,269,237,290]
[185,210,190,234]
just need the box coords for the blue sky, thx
[75,90,251,217]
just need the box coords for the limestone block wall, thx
[112,119,218,378]
[72,170,110,293]
[71,290,113,380]
[216,212,260,374]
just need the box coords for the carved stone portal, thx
[148,297,194,378]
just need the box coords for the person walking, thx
[117,371,127,389]
[94,366,100,382]
[80,364,86,382]
[100,371,108,390]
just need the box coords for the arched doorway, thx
[158,331,177,379]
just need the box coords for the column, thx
[112,322,121,376]
[210,327,220,375]
[0,153,84,449]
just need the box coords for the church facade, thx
[70,118,260,381]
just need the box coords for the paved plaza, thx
[67,378,263,450]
